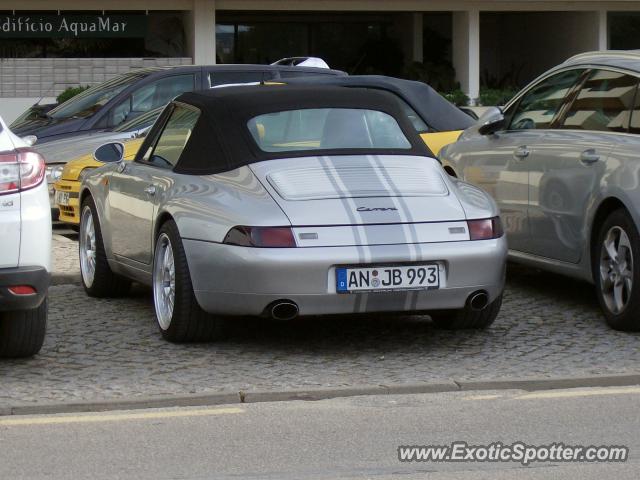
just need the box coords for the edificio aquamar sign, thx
[0,14,147,38]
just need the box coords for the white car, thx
[0,115,51,357]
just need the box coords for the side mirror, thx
[478,112,506,136]
[94,142,125,163]
[22,135,37,146]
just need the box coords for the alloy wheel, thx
[153,233,176,330]
[79,206,97,288]
[599,226,634,314]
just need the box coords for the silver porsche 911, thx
[78,85,506,342]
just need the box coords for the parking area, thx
[1,235,639,408]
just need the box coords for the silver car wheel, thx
[600,226,634,315]
[153,233,176,330]
[79,206,97,288]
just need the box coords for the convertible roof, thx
[167,85,433,175]
[279,75,475,132]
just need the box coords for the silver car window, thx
[147,105,200,169]
[247,108,411,152]
[559,69,639,133]
[507,69,585,130]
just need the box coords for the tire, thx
[0,298,47,358]
[79,196,131,298]
[594,209,640,331]
[153,220,223,342]
[431,293,503,330]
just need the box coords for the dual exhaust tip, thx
[268,292,489,320]
[269,301,299,321]
[468,291,489,311]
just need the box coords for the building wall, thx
[0,57,192,123]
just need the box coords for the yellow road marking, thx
[0,407,244,427]
[464,394,502,401]
[517,387,640,400]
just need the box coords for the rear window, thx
[247,108,411,152]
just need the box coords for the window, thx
[109,74,195,127]
[49,71,152,120]
[247,108,411,152]
[559,70,639,133]
[147,105,200,169]
[209,71,266,86]
[508,69,585,130]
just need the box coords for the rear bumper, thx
[53,179,81,225]
[183,237,507,316]
[0,266,50,312]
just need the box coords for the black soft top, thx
[280,75,475,132]
[165,85,432,176]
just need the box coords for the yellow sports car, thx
[54,138,144,225]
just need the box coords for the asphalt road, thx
[2,386,639,479]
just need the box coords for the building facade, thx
[1,0,640,121]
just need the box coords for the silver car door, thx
[461,68,586,253]
[456,130,532,252]
[526,69,638,263]
[107,104,201,265]
[108,161,156,265]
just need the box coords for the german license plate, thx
[55,190,69,206]
[336,264,440,293]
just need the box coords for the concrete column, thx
[598,10,608,50]
[412,12,423,63]
[186,0,217,65]
[452,9,480,105]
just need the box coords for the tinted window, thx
[209,71,266,86]
[148,105,200,169]
[49,71,152,120]
[560,69,639,132]
[248,108,411,152]
[110,74,195,127]
[508,69,584,130]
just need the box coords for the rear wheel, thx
[0,298,47,358]
[79,197,131,297]
[153,220,224,342]
[594,209,640,331]
[432,293,502,330]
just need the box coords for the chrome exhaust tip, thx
[270,301,299,321]
[468,291,489,311]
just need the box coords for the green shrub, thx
[440,89,469,107]
[56,85,90,104]
[478,88,518,107]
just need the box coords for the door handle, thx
[580,149,600,165]
[514,146,530,159]
[144,185,156,196]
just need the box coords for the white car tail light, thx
[0,148,46,196]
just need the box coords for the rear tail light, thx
[0,148,46,196]
[467,217,504,240]
[223,226,297,248]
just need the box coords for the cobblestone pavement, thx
[2,244,640,407]
[51,233,79,280]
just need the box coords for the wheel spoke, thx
[614,281,625,312]
[604,235,618,263]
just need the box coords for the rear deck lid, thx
[249,155,466,226]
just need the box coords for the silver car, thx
[440,50,640,331]
[78,85,506,342]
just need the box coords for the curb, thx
[51,273,82,286]
[3,373,640,417]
